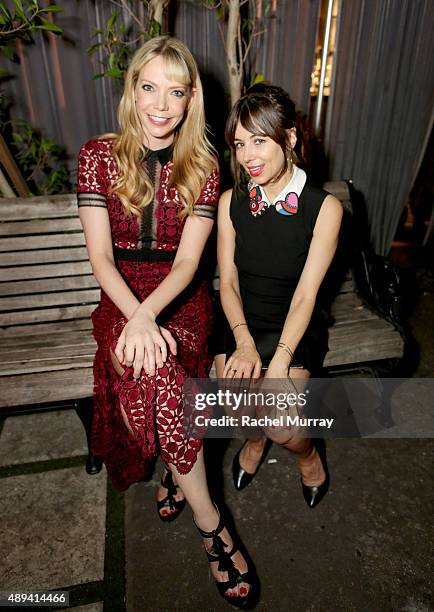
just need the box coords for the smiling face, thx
[134,55,192,149]
[234,122,292,188]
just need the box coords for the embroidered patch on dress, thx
[248,184,266,217]
[275,192,299,216]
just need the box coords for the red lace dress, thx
[77,138,219,491]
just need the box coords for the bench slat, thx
[329,318,394,339]
[333,310,380,325]
[2,355,94,376]
[3,345,95,363]
[0,247,89,266]
[0,261,93,281]
[0,289,100,312]
[0,217,82,236]
[0,232,85,252]
[0,368,93,407]
[0,318,93,338]
[1,275,98,296]
[0,331,95,353]
[325,334,403,366]
[0,194,77,221]
[0,304,95,326]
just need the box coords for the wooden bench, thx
[0,183,404,419]
[322,181,404,371]
[0,194,98,410]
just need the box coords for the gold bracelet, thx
[231,322,248,332]
[277,342,294,361]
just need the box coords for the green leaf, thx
[104,67,123,78]
[12,0,25,21]
[86,43,101,55]
[107,11,118,30]
[35,22,63,34]
[0,45,17,61]
[0,4,12,20]
[252,73,265,85]
[40,5,64,13]
[0,67,11,78]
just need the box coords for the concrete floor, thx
[0,256,433,612]
[125,438,433,612]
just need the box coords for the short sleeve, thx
[193,168,220,219]
[76,139,108,208]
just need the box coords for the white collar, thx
[248,165,307,207]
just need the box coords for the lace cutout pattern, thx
[77,137,219,491]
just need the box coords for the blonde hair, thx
[107,36,217,217]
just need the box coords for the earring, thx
[287,148,297,166]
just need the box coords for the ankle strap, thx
[161,470,177,498]
[194,504,224,538]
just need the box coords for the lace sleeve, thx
[76,139,108,208]
[193,168,220,219]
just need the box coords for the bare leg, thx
[110,348,251,598]
[268,367,326,486]
[216,353,268,474]
[168,449,250,598]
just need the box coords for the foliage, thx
[0,0,63,77]
[4,117,71,195]
[0,1,69,195]
[87,1,166,83]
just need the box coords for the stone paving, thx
[0,407,433,612]
[0,411,116,611]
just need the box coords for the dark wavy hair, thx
[225,83,305,186]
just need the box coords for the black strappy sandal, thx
[156,469,186,522]
[194,508,258,609]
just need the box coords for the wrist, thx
[135,304,156,321]
[271,353,291,369]
[236,339,256,350]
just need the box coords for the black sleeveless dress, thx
[221,172,330,374]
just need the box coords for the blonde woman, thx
[77,37,256,607]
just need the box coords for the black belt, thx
[114,247,176,262]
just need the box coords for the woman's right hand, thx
[115,311,177,378]
[223,342,262,380]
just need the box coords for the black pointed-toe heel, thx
[85,454,103,475]
[195,508,258,609]
[232,439,272,491]
[301,474,330,508]
[301,439,330,508]
[157,469,186,522]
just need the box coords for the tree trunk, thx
[149,0,167,31]
[226,0,242,104]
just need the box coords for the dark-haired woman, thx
[217,84,343,507]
